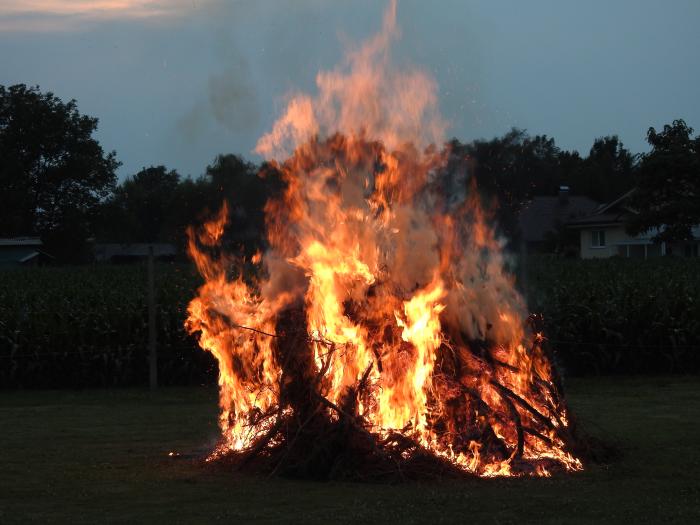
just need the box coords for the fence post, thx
[148,245,157,390]
[519,238,529,299]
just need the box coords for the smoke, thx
[177,59,259,142]
[176,0,263,144]
[255,0,446,160]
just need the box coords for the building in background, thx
[568,189,700,258]
[518,186,599,256]
[0,238,54,266]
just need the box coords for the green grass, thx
[1,377,699,524]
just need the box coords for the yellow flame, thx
[185,0,582,476]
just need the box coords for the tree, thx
[0,84,119,260]
[204,154,282,253]
[446,129,581,239]
[98,166,182,243]
[627,120,700,242]
[95,155,283,254]
[572,136,636,202]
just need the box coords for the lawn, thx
[1,377,699,524]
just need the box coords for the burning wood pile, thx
[185,0,585,480]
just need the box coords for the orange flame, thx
[186,0,582,476]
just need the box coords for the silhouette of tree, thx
[96,155,283,255]
[447,129,581,239]
[0,84,119,260]
[573,136,636,202]
[97,166,182,243]
[627,119,700,242]
[204,154,282,253]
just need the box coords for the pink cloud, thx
[0,0,206,32]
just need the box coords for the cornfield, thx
[1,257,698,388]
[0,263,214,388]
[525,256,700,375]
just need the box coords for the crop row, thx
[0,264,215,388]
[1,257,698,388]
[524,256,700,375]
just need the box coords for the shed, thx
[0,237,54,266]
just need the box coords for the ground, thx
[1,376,699,524]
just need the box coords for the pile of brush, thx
[206,307,606,481]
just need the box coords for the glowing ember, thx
[186,0,582,478]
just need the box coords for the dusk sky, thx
[2,0,699,179]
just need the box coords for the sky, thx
[1,0,699,179]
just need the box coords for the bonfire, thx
[185,0,585,480]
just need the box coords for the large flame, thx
[186,0,581,477]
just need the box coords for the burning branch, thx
[186,0,586,480]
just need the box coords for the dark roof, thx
[566,211,627,227]
[0,237,42,247]
[519,195,599,242]
[94,243,177,261]
[0,238,53,265]
[566,189,700,239]
[0,248,54,265]
[567,189,636,228]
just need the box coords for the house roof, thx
[0,237,42,247]
[567,189,700,240]
[0,238,52,264]
[568,189,636,228]
[0,247,54,264]
[519,195,599,242]
[566,210,628,227]
[595,188,636,215]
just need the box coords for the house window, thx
[591,230,606,248]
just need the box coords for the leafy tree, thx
[572,136,636,202]
[97,166,182,243]
[204,154,282,253]
[627,119,700,242]
[171,175,222,243]
[0,84,119,261]
[96,155,283,254]
[446,129,581,239]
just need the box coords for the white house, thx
[568,190,700,259]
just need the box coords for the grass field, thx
[1,377,699,524]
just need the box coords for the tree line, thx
[2,84,699,263]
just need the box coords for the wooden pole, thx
[148,245,157,390]
[519,238,529,299]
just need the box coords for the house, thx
[93,243,177,263]
[0,237,54,266]
[518,187,600,254]
[567,189,700,258]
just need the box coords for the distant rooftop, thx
[0,237,42,247]
[519,194,599,242]
[0,238,52,265]
[567,189,636,227]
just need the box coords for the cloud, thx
[0,0,209,32]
